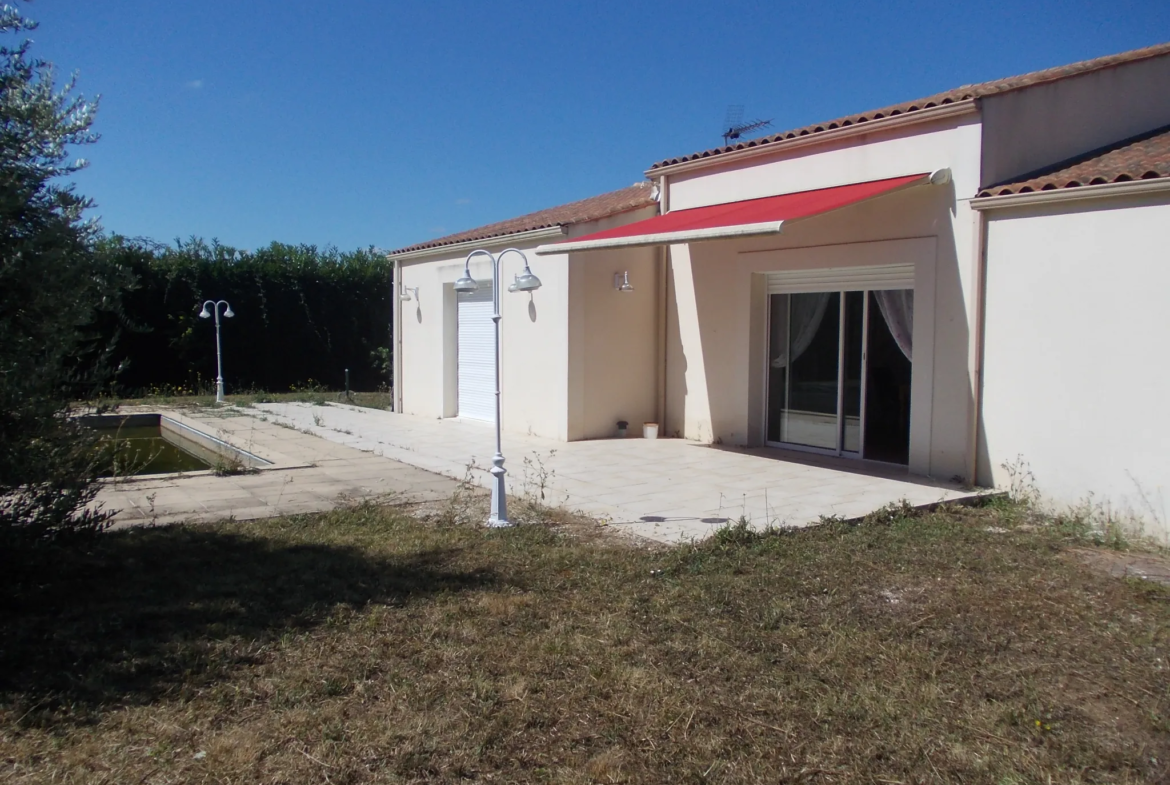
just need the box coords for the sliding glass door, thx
[767,292,839,448]
[766,288,912,463]
[863,291,913,464]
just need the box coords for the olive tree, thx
[0,3,125,559]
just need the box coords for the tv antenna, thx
[722,105,773,146]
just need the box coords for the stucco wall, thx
[395,204,658,442]
[668,114,981,210]
[661,116,982,480]
[980,53,1170,188]
[980,193,1170,541]
[566,206,660,440]
[567,245,659,440]
[397,240,572,440]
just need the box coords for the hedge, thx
[97,236,394,395]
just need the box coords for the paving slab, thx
[252,402,978,544]
[93,406,464,528]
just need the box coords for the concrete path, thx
[94,407,462,527]
[253,402,974,543]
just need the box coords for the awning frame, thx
[534,169,951,255]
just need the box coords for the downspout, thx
[967,209,989,487]
[655,176,669,430]
[393,257,404,413]
[656,243,667,428]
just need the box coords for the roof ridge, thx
[953,40,1170,95]
[501,181,651,223]
[649,41,1170,171]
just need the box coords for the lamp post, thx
[452,248,542,527]
[198,299,235,403]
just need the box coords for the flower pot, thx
[643,422,659,439]
[616,420,629,438]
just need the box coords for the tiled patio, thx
[252,402,976,543]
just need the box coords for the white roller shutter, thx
[766,263,915,294]
[457,284,495,422]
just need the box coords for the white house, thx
[389,185,661,441]
[390,42,1170,537]
[973,126,1170,530]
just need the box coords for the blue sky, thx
[23,0,1170,252]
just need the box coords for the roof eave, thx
[645,100,979,179]
[389,225,568,262]
[970,176,1170,210]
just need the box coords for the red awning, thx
[534,172,935,255]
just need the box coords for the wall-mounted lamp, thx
[400,285,419,302]
[613,271,634,293]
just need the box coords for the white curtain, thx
[875,289,914,361]
[771,292,831,368]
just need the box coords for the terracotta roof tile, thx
[649,42,1170,171]
[390,183,656,255]
[976,125,1170,197]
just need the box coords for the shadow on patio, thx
[700,442,968,489]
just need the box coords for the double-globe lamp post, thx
[198,299,234,403]
[452,248,542,527]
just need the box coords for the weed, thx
[862,498,917,525]
[1001,455,1040,508]
[144,492,158,526]
[95,418,168,485]
[212,453,258,476]
[520,449,559,505]
[288,379,328,394]
[711,516,762,546]
[436,460,488,526]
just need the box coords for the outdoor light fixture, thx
[453,270,478,293]
[455,247,542,527]
[198,299,234,403]
[614,271,634,292]
[399,285,419,302]
[513,266,542,292]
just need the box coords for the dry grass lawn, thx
[1,498,1168,783]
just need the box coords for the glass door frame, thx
[764,288,872,459]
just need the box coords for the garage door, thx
[457,283,495,421]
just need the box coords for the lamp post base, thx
[215,380,225,404]
[487,452,510,527]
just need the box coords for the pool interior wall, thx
[78,413,272,477]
